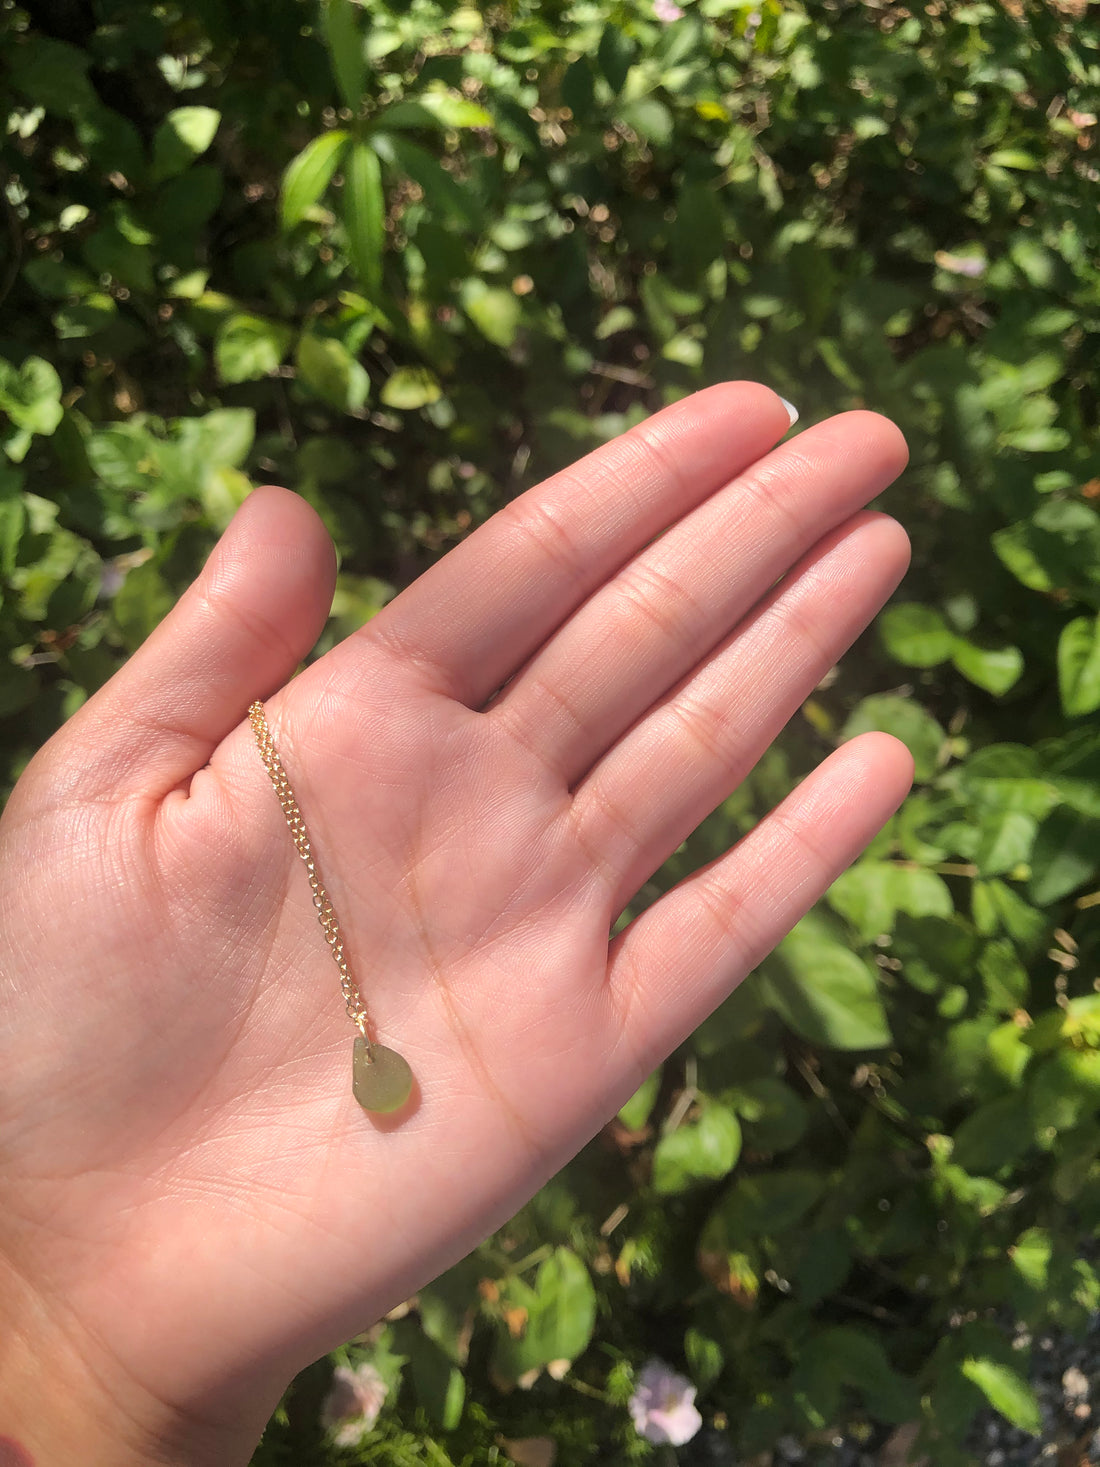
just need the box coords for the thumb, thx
[47,486,336,801]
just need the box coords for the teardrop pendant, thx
[352,1036,413,1114]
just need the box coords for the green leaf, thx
[491,1248,596,1383]
[371,134,480,226]
[618,1071,660,1131]
[1029,806,1100,905]
[807,1328,921,1425]
[972,878,1048,955]
[0,357,64,451]
[892,914,980,995]
[710,1169,824,1236]
[1029,1047,1100,1133]
[731,1077,808,1153]
[397,1325,466,1430]
[841,695,946,783]
[958,744,1059,819]
[597,23,638,93]
[988,149,1040,171]
[879,603,954,667]
[151,107,220,181]
[86,422,157,491]
[200,468,252,533]
[684,1328,723,1393]
[595,305,636,340]
[561,56,596,121]
[280,130,350,230]
[620,98,674,147]
[1002,427,1070,453]
[765,911,891,1050]
[215,315,293,384]
[152,165,223,239]
[82,224,154,293]
[15,35,96,117]
[951,638,1024,696]
[960,1358,1042,1434]
[951,1093,1032,1174]
[1009,1227,1052,1289]
[324,0,366,111]
[379,366,443,410]
[652,1102,741,1194]
[295,334,371,413]
[1058,615,1100,717]
[827,860,952,941]
[460,280,521,349]
[343,141,386,296]
[795,1227,852,1307]
[1043,730,1100,819]
[381,91,494,132]
[171,408,255,478]
[972,811,1037,877]
[987,1021,1031,1086]
[993,501,1100,600]
[0,486,25,580]
[978,939,1029,1013]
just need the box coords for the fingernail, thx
[777,396,799,426]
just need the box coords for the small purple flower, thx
[320,1361,388,1447]
[654,0,685,21]
[934,249,986,278]
[629,1359,703,1446]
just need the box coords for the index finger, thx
[348,382,795,707]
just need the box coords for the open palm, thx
[0,383,912,1464]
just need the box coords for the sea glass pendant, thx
[352,1036,413,1114]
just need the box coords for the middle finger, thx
[488,410,908,786]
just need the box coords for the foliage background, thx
[2,0,1099,1462]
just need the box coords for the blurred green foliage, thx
[2,0,1099,1462]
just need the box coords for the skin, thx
[0,383,913,1464]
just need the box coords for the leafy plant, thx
[1,0,1098,1463]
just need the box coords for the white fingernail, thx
[778,396,799,426]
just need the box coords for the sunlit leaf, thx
[765,912,891,1050]
[280,130,350,230]
[652,1102,741,1194]
[342,141,386,297]
[151,107,220,181]
[295,334,370,413]
[1058,615,1100,717]
[878,602,953,668]
[215,315,293,384]
[960,1358,1042,1434]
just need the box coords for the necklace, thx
[248,700,414,1115]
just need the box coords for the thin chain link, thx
[248,700,373,1055]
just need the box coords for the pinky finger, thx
[606,731,914,1070]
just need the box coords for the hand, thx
[0,383,911,1465]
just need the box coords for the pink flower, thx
[654,0,685,20]
[629,1359,703,1446]
[934,249,986,278]
[320,1361,388,1447]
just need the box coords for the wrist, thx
[0,1257,262,1467]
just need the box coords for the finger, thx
[605,731,914,1070]
[572,511,911,912]
[491,411,907,784]
[50,488,337,800]
[341,382,795,706]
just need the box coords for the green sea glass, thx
[352,1037,413,1114]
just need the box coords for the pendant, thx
[352,1036,413,1114]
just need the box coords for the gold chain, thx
[248,700,373,1056]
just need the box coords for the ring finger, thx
[570,509,911,913]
